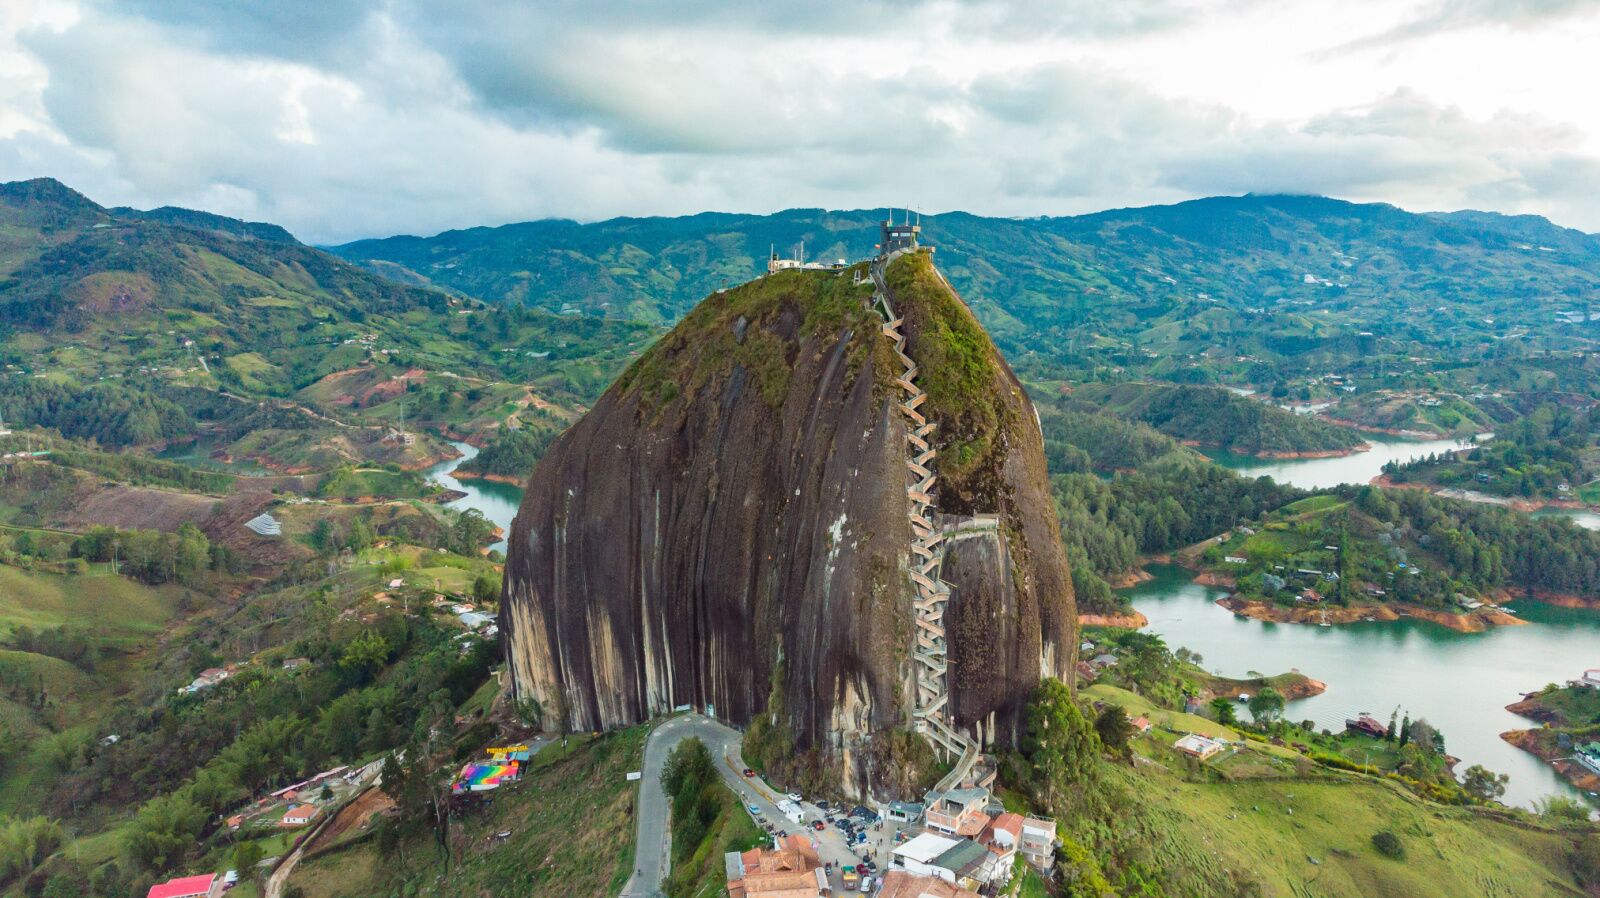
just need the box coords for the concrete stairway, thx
[868,256,979,782]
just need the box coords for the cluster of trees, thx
[1385,405,1592,499]
[1068,383,1364,455]
[1038,402,1182,474]
[0,815,65,888]
[1356,485,1600,598]
[661,739,724,873]
[70,523,237,586]
[1052,454,1304,613]
[6,625,95,671]
[46,448,234,494]
[42,611,494,879]
[458,425,558,479]
[0,378,195,447]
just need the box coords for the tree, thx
[338,630,393,684]
[1021,679,1101,810]
[1209,697,1238,726]
[124,793,207,872]
[0,815,65,883]
[472,573,501,605]
[1461,765,1508,803]
[1247,687,1285,725]
[1535,795,1592,823]
[1371,830,1404,859]
[1093,705,1136,762]
[234,840,263,873]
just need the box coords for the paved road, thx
[620,713,881,897]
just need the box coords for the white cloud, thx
[0,0,1596,242]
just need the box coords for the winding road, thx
[619,713,875,898]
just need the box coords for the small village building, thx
[182,667,231,694]
[1090,653,1119,669]
[1175,734,1226,761]
[984,812,1023,852]
[282,657,311,671]
[146,873,220,898]
[893,833,961,879]
[1345,715,1387,738]
[931,838,995,889]
[725,837,826,898]
[924,787,989,835]
[877,871,979,898]
[1578,669,1600,689]
[1224,555,1248,565]
[1018,817,1056,870]
[1131,716,1153,733]
[281,804,318,827]
[885,801,924,823]
[1576,743,1600,776]
[775,798,804,824]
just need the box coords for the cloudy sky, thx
[1,0,1598,243]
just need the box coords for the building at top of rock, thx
[501,247,1075,797]
[880,212,923,255]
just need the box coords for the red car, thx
[742,768,755,777]
[812,820,825,831]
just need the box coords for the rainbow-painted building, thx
[453,760,520,794]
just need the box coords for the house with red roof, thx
[146,872,221,898]
[281,804,318,827]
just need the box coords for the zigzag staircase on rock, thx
[868,255,979,787]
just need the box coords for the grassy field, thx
[1128,763,1586,898]
[1080,680,1595,896]
[289,726,648,898]
[0,564,180,642]
[1085,683,1243,741]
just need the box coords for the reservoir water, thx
[1203,434,1474,491]
[425,441,525,555]
[1126,564,1600,810]
[1163,436,1600,810]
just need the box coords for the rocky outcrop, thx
[502,253,1074,784]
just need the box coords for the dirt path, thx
[264,760,383,898]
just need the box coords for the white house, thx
[1174,734,1226,761]
[1577,669,1600,689]
[892,833,961,881]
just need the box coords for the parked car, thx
[749,805,762,815]
[786,792,803,803]
[812,820,825,831]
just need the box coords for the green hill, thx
[1067,382,1365,456]
[330,195,1600,438]
[0,178,658,466]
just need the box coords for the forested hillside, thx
[0,178,657,469]
[1065,382,1364,456]
[332,194,1600,441]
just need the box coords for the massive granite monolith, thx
[503,251,1074,792]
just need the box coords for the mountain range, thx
[329,196,1600,383]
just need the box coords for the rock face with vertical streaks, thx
[502,252,1075,793]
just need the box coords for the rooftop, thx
[146,874,217,898]
[894,832,961,864]
[932,838,991,876]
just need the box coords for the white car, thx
[786,792,802,803]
